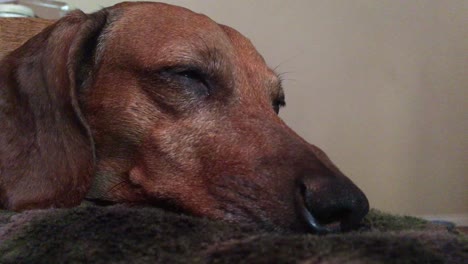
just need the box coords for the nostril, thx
[311,206,351,228]
[296,181,340,234]
[299,181,308,197]
[297,177,369,233]
[296,188,335,235]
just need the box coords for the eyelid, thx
[165,66,209,83]
[163,66,212,97]
[164,65,205,76]
[177,69,206,81]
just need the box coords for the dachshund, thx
[0,2,368,233]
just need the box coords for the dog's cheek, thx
[131,119,207,193]
[128,166,147,187]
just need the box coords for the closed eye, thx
[178,69,205,83]
[166,67,211,97]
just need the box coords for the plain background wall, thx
[64,0,467,219]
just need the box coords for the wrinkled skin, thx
[0,2,368,233]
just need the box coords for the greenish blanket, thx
[0,205,466,263]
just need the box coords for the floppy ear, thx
[0,10,108,210]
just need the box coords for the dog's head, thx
[0,2,368,233]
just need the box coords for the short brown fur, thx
[0,2,368,232]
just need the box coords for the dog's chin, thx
[198,198,360,234]
[86,194,316,233]
[132,195,293,232]
[216,209,321,234]
[192,200,311,233]
[86,178,338,234]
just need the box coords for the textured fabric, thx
[0,205,466,263]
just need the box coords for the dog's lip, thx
[296,191,341,235]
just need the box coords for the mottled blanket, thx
[0,204,466,263]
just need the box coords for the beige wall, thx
[64,0,467,217]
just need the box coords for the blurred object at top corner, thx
[0,0,74,19]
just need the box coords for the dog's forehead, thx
[219,24,282,92]
[104,2,281,95]
[107,3,231,66]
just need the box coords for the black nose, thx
[297,175,369,234]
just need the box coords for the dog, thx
[0,2,368,233]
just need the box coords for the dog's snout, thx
[298,175,369,233]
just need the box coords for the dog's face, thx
[82,3,368,232]
[0,2,368,233]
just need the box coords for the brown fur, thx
[0,2,368,232]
